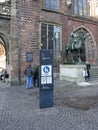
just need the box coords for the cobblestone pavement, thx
[0,80,98,130]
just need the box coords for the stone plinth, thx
[60,64,86,83]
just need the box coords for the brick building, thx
[0,0,98,85]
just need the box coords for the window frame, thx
[43,0,59,11]
[74,0,89,16]
[40,22,62,58]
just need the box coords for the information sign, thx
[39,49,54,108]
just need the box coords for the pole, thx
[17,0,21,85]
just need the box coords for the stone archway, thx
[0,33,9,72]
[0,41,6,69]
[74,26,97,65]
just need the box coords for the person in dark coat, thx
[85,61,91,80]
[33,65,39,87]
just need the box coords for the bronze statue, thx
[65,30,87,63]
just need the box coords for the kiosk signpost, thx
[39,49,54,108]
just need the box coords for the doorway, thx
[0,43,6,70]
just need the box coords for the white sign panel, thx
[47,76,52,84]
[41,76,52,84]
[41,65,52,76]
[41,77,47,84]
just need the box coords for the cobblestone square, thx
[0,80,98,130]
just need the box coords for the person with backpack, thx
[24,64,33,89]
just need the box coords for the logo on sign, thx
[41,65,52,76]
[43,66,50,73]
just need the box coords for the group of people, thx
[24,61,91,88]
[24,64,39,89]
[83,61,91,81]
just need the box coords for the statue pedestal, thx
[60,64,85,83]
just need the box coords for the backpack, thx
[24,67,33,77]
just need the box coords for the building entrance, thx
[0,43,6,69]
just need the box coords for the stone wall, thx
[60,65,86,82]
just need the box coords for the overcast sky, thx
[0,0,5,2]
[0,0,8,2]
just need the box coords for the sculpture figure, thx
[65,30,87,63]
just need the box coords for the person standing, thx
[24,64,33,89]
[85,61,91,80]
[83,67,88,81]
[0,68,7,80]
[33,65,39,87]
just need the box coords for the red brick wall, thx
[10,0,98,84]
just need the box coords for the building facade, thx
[0,0,98,85]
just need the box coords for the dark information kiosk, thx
[39,49,54,108]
